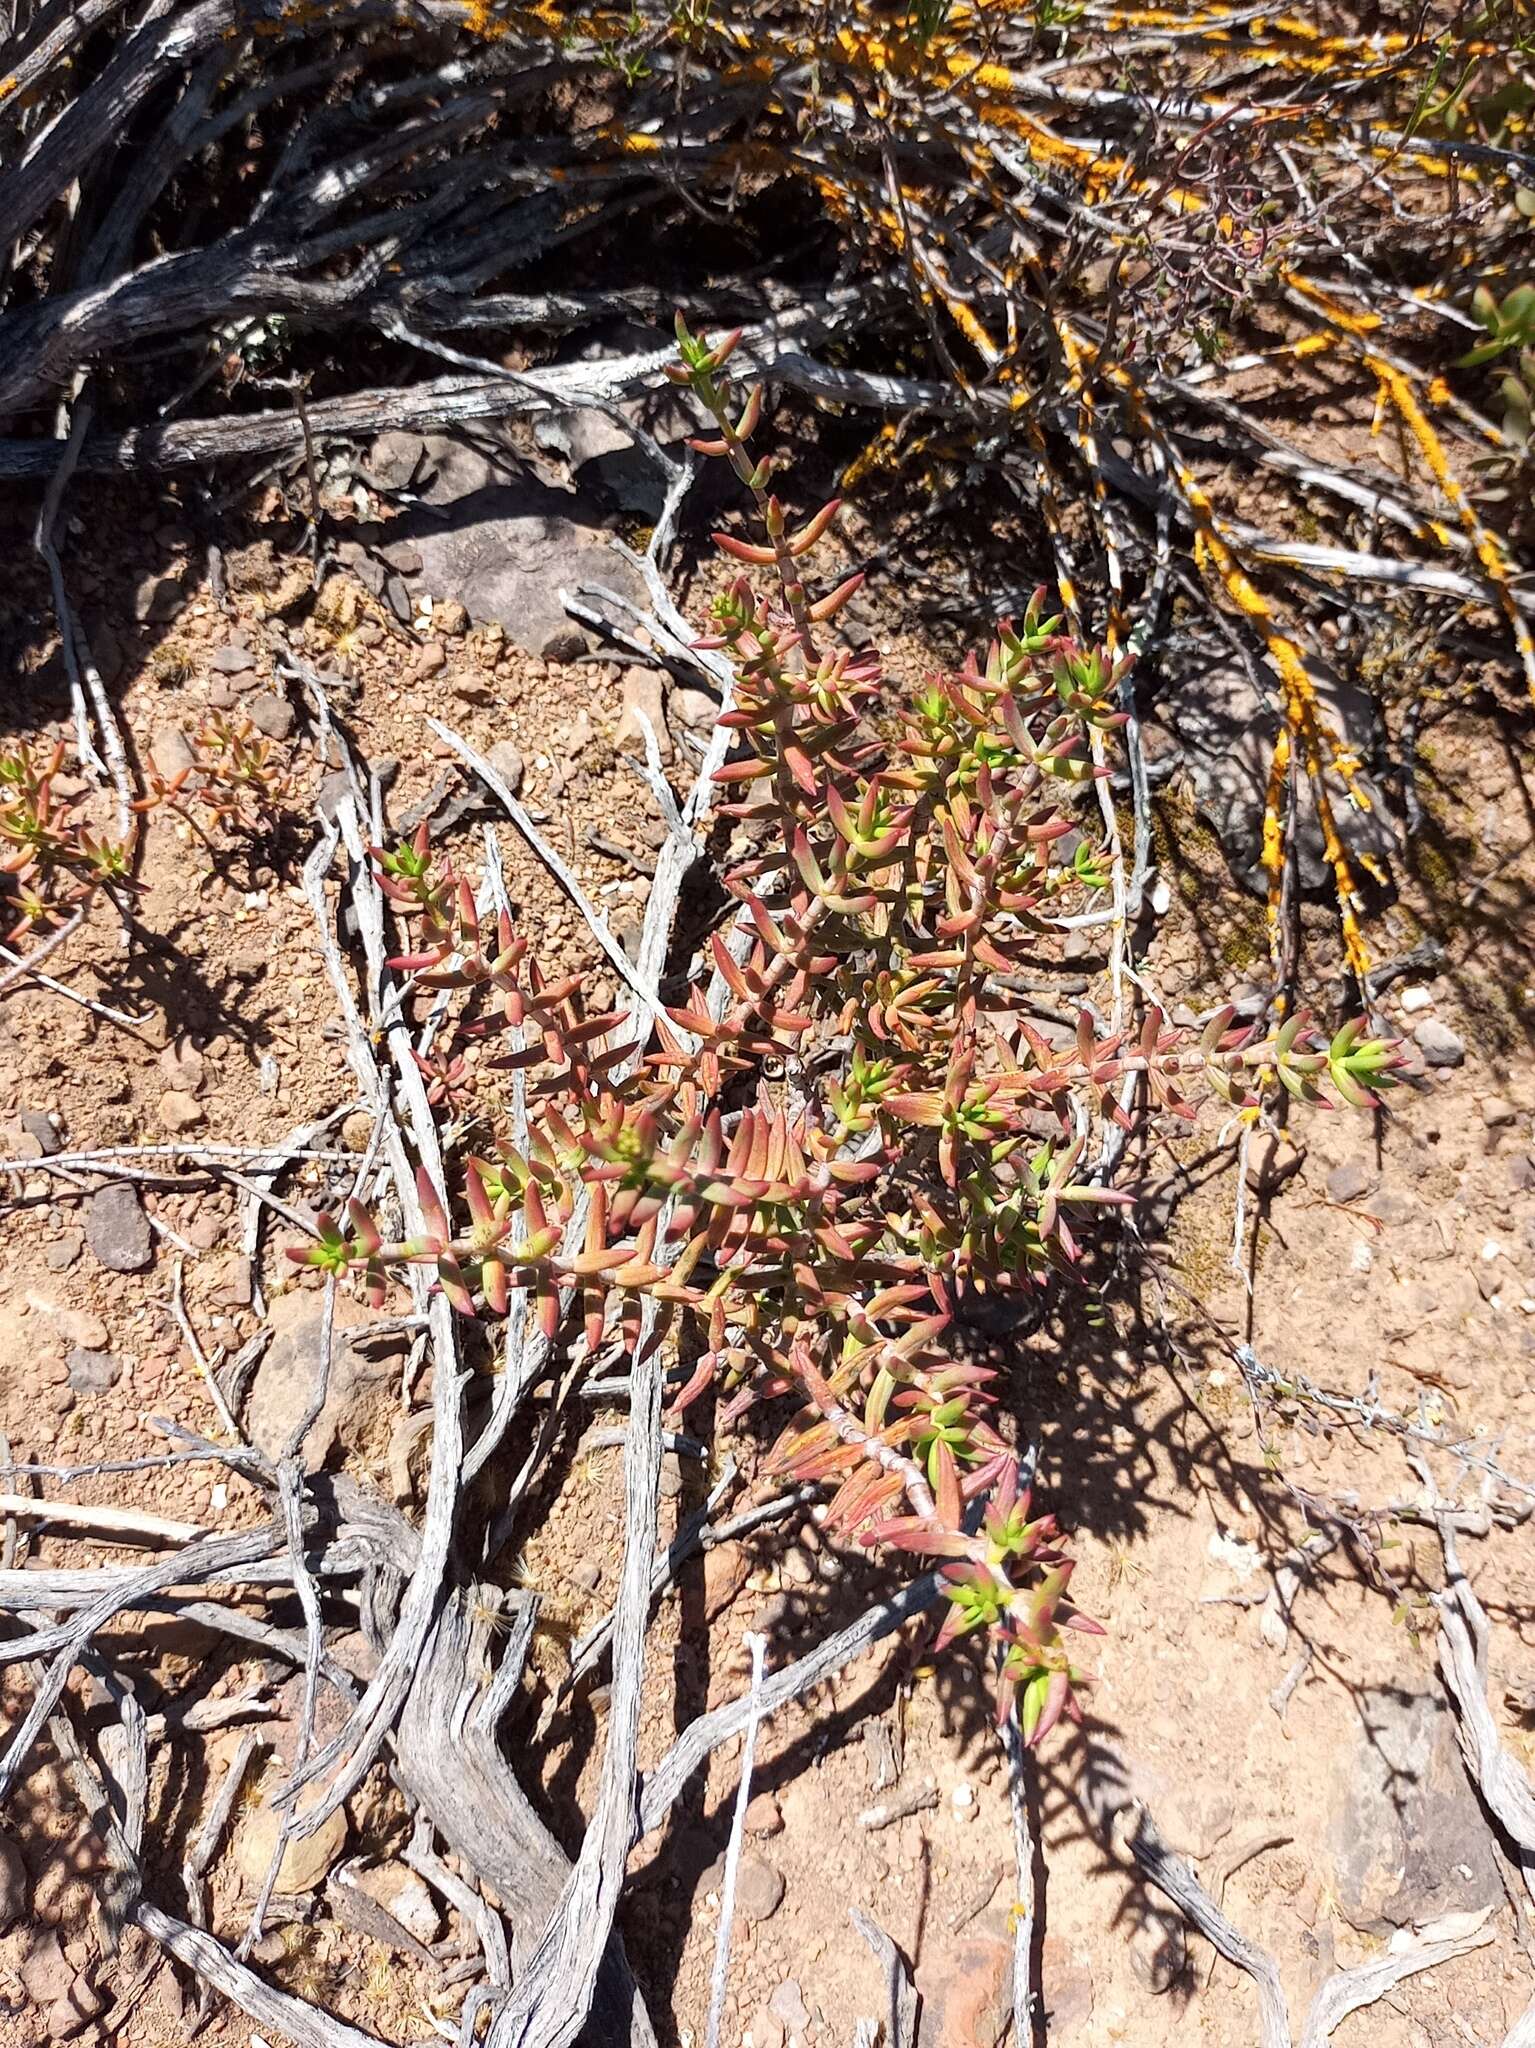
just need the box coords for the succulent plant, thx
[287,321,1402,1738]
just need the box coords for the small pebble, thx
[1326,1161,1371,1204]
[247,691,294,740]
[67,1348,124,1395]
[86,1183,152,1272]
[734,1853,785,1923]
[1399,985,1433,1014]
[158,1088,204,1134]
[782,1547,815,1588]
[486,741,525,796]
[1414,1018,1466,1068]
[745,1792,783,1838]
[159,1038,206,1095]
[1245,1130,1302,1194]
[150,728,196,782]
[341,1109,374,1152]
[769,1981,811,2033]
[1482,1096,1517,1128]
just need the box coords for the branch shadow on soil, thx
[603,1205,1470,2042]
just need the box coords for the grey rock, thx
[150,728,196,783]
[1331,1685,1502,1933]
[770,1981,811,2032]
[532,347,693,514]
[1511,1154,1535,1193]
[45,1229,83,1273]
[1326,1161,1372,1204]
[380,474,643,657]
[17,1110,60,1155]
[334,541,387,598]
[0,1825,27,1929]
[404,432,522,509]
[133,573,183,624]
[542,625,589,664]
[211,641,256,674]
[486,741,525,796]
[67,1348,124,1394]
[670,685,720,731]
[734,1853,785,1922]
[1162,652,1396,894]
[245,1295,397,1469]
[753,1592,797,1634]
[367,429,429,491]
[248,691,295,740]
[86,1182,152,1272]
[317,768,356,823]
[1415,1019,1466,1068]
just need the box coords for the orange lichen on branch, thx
[1368,355,1535,704]
[1181,471,1373,977]
[1283,271,1535,702]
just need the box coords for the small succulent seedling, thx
[0,740,138,942]
[139,713,295,841]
